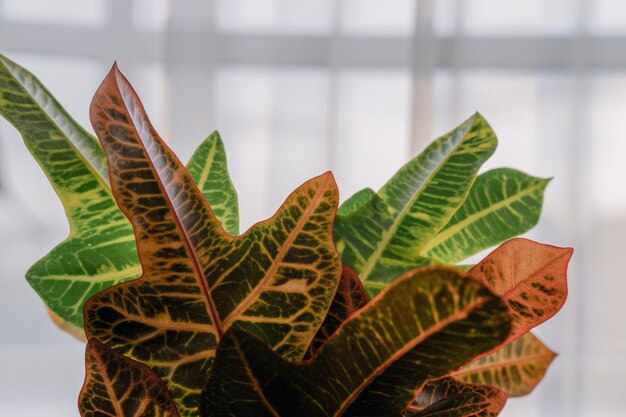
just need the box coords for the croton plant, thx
[0,53,572,417]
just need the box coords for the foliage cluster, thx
[0,54,572,417]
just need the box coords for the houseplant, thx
[0,53,572,417]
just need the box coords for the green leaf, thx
[336,187,375,217]
[80,340,180,417]
[0,53,241,336]
[201,267,511,417]
[0,53,140,335]
[84,65,341,416]
[334,113,497,294]
[305,266,369,359]
[407,377,506,417]
[187,131,239,236]
[424,168,550,264]
[453,332,556,397]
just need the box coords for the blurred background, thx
[0,0,625,416]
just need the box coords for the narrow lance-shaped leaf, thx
[305,266,369,358]
[80,340,180,417]
[187,131,239,235]
[406,377,506,417]
[452,332,556,397]
[424,168,550,264]
[201,267,511,417]
[469,238,572,343]
[334,113,497,295]
[84,65,341,416]
[0,53,240,335]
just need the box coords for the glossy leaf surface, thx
[187,131,239,235]
[334,114,497,295]
[0,54,240,335]
[469,238,572,343]
[425,168,549,264]
[80,340,180,417]
[0,53,139,335]
[305,266,369,358]
[407,377,506,417]
[84,65,340,416]
[453,332,556,397]
[202,267,511,417]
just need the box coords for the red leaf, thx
[469,238,572,343]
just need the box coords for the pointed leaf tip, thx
[80,340,180,417]
[469,238,572,344]
[86,71,342,414]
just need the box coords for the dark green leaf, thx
[80,340,180,417]
[407,377,506,417]
[202,267,511,417]
[305,266,369,358]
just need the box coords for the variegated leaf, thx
[406,377,506,417]
[0,53,139,335]
[334,114,497,295]
[305,266,369,358]
[453,332,556,397]
[84,65,341,416]
[0,53,240,336]
[469,238,572,343]
[187,131,239,236]
[201,267,511,417]
[80,340,180,417]
[424,168,550,264]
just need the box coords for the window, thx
[1,1,624,416]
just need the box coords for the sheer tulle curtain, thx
[1,1,625,416]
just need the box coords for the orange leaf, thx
[470,238,572,343]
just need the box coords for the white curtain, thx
[1,1,625,416]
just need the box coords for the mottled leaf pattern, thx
[305,266,369,358]
[202,267,511,417]
[406,377,506,417]
[0,53,242,336]
[425,168,550,264]
[0,53,140,335]
[469,238,572,343]
[453,332,556,397]
[84,65,340,416]
[187,131,239,236]
[334,114,497,295]
[80,340,180,417]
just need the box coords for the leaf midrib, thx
[332,294,492,417]
[359,127,475,282]
[452,351,554,378]
[1,57,111,193]
[222,175,331,328]
[488,249,569,298]
[423,181,546,253]
[115,72,225,338]
[197,136,218,193]
[233,337,281,417]
[92,346,125,417]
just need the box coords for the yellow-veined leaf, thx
[453,332,556,397]
[80,340,180,417]
[202,267,511,417]
[84,65,341,416]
